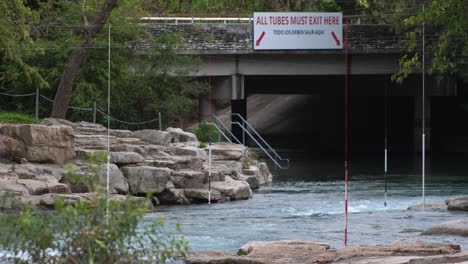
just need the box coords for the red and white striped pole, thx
[344,16,349,247]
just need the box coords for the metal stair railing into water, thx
[207,115,242,145]
[231,113,289,169]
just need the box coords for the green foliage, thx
[0,112,39,124]
[0,152,189,264]
[388,0,468,83]
[191,121,220,143]
[199,142,207,148]
[242,164,250,170]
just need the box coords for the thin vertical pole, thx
[158,112,162,130]
[106,23,111,216]
[344,17,349,247]
[208,56,212,121]
[208,141,212,204]
[384,77,388,207]
[35,89,39,120]
[421,3,426,209]
[93,102,97,123]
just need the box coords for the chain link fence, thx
[0,89,163,130]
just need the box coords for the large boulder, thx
[110,151,145,165]
[171,170,206,188]
[132,130,172,146]
[421,218,468,236]
[0,134,25,162]
[208,143,246,161]
[166,127,198,143]
[75,134,117,150]
[407,203,447,210]
[183,188,223,203]
[210,177,252,200]
[121,166,172,194]
[0,124,76,164]
[446,197,468,211]
[187,241,461,264]
[41,118,77,129]
[169,146,208,160]
[62,163,129,194]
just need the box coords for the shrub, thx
[0,112,39,124]
[0,152,189,264]
[242,164,251,170]
[199,142,207,148]
[190,121,219,143]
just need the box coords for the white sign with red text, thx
[253,12,343,50]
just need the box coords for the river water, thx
[144,155,468,253]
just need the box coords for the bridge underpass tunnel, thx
[241,74,468,175]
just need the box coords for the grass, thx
[0,112,39,124]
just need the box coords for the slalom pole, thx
[106,23,111,217]
[384,78,388,207]
[344,17,349,247]
[208,139,212,204]
[421,3,426,209]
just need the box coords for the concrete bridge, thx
[143,20,466,155]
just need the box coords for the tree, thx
[392,0,468,84]
[0,0,48,96]
[51,0,119,118]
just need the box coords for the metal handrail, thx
[231,122,288,169]
[211,114,242,145]
[205,122,232,143]
[231,113,289,168]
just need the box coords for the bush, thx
[0,112,38,124]
[191,121,220,143]
[199,142,207,148]
[0,152,189,264]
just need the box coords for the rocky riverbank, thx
[0,119,273,209]
[186,239,468,264]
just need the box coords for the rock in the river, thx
[446,197,468,211]
[183,188,223,203]
[210,177,252,200]
[121,166,171,194]
[407,203,447,210]
[421,218,468,236]
[0,124,76,164]
[187,241,461,264]
[132,130,172,146]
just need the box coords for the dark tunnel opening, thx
[243,75,468,176]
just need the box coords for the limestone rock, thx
[170,146,208,160]
[0,124,76,164]
[257,162,273,185]
[407,203,447,210]
[208,143,246,161]
[75,134,117,150]
[40,193,153,210]
[187,242,461,264]
[446,197,468,211]
[109,129,132,138]
[41,118,77,129]
[132,130,172,146]
[0,134,25,162]
[62,163,129,194]
[154,155,203,171]
[239,174,259,189]
[121,166,172,194]
[391,237,432,246]
[16,179,70,195]
[171,170,206,188]
[183,188,223,203]
[156,188,189,204]
[211,178,252,200]
[110,151,145,164]
[166,127,198,143]
[421,218,468,236]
